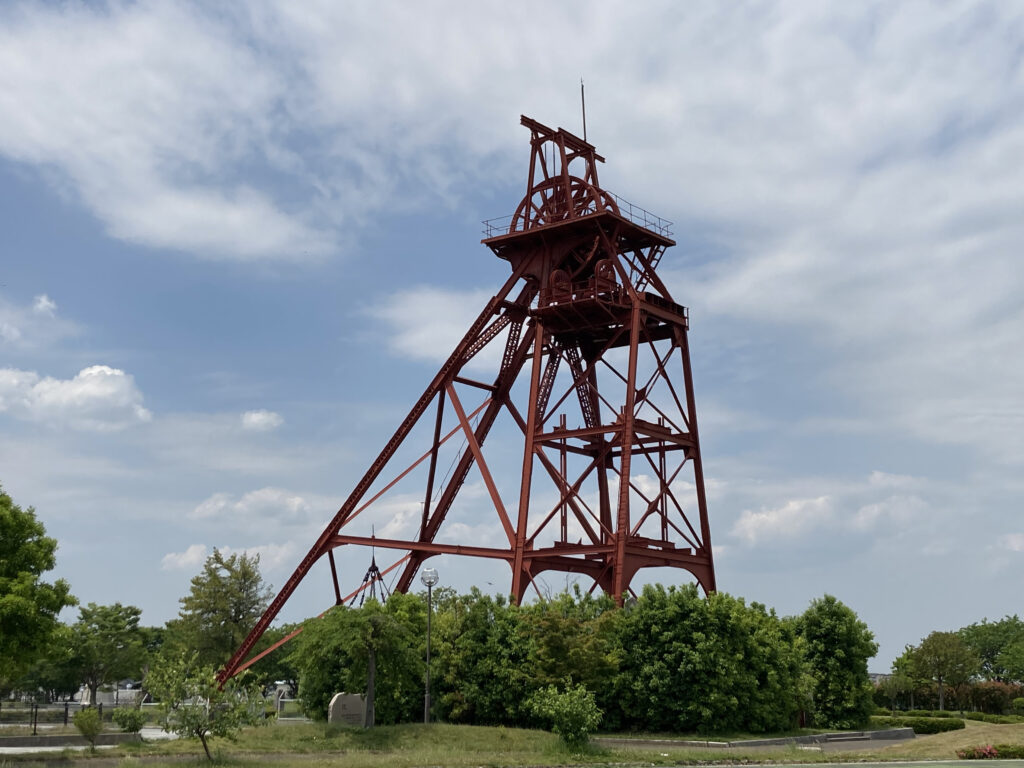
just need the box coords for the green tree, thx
[521,589,621,727]
[960,616,1024,681]
[13,623,81,702]
[615,584,804,733]
[165,549,271,668]
[72,602,146,704]
[913,631,979,710]
[998,639,1024,684]
[433,589,536,726]
[796,594,878,728]
[891,645,928,710]
[0,485,76,685]
[291,594,425,724]
[145,652,264,761]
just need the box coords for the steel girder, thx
[219,116,716,683]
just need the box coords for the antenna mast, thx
[581,78,587,141]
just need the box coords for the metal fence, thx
[0,701,164,732]
[275,698,307,720]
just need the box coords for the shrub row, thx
[870,715,965,734]
[875,707,1024,724]
[964,711,1024,724]
[957,744,1024,759]
[291,587,878,733]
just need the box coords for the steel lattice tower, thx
[220,116,716,681]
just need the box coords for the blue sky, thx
[2,1,1023,670]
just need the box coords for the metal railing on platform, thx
[482,190,672,239]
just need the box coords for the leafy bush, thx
[958,744,1024,759]
[871,715,965,734]
[111,707,147,733]
[528,682,602,750]
[1014,698,1024,716]
[73,707,103,751]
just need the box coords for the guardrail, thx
[482,190,673,239]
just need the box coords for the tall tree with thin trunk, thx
[72,602,146,704]
[913,631,979,710]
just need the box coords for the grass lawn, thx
[857,718,1024,760]
[4,718,1024,766]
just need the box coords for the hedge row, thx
[875,707,1024,724]
[870,715,966,734]
[957,744,1024,759]
[964,711,1024,724]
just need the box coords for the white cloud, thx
[0,3,331,261]
[850,494,926,532]
[731,496,833,545]
[32,294,56,316]
[241,409,283,431]
[367,286,497,368]
[161,540,297,574]
[161,543,208,571]
[0,293,75,348]
[0,365,151,430]
[219,543,297,572]
[190,486,330,525]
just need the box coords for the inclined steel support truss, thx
[219,116,716,682]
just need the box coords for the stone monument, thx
[328,692,366,727]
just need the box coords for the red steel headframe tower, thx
[219,116,716,681]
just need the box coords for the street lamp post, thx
[420,566,439,724]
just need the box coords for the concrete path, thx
[0,727,176,755]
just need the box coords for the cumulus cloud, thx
[0,365,151,430]
[190,486,328,525]
[161,543,208,571]
[160,541,296,572]
[241,409,283,431]
[731,496,833,545]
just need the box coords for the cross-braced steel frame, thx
[219,116,716,682]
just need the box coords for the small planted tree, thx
[529,681,602,750]
[145,652,264,761]
[72,707,102,752]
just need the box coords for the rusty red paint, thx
[218,116,716,684]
